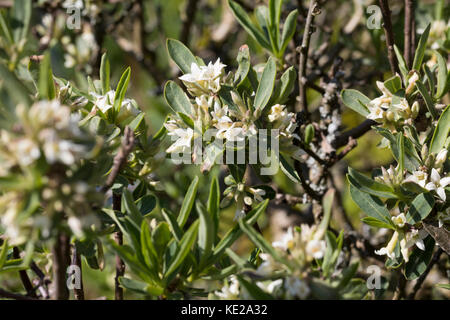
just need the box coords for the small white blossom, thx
[391,213,407,228]
[15,138,41,166]
[375,230,399,260]
[215,276,240,299]
[272,227,295,251]
[425,168,450,201]
[179,59,226,96]
[166,128,194,154]
[284,277,310,299]
[399,229,428,262]
[306,239,326,260]
[404,170,428,188]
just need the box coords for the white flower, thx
[91,90,115,114]
[166,128,194,153]
[272,227,295,251]
[40,129,86,165]
[375,230,399,260]
[399,229,428,262]
[406,72,419,94]
[62,0,84,9]
[179,59,226,96]
[15,138,41,166]
[425,168,450,201]
[224,124,245,142]
[284,277,310,299]
[117,99,140,123]
[404,170,428,188]
[366,104,385,121]
[216,276,240,299]
[391,213,407,228]
[256,253,278,276]
[437,208,450,228]
[257,279,283,294]
[268,104,287,122]
[68,216,83,238]
[249,188,266,202]
[306,239,326,260]
[435,148,448,167]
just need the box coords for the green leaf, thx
[234,45,251,87]
[0,239,8,269]
[140,221,159,275]
[393,45,408,81]
[236,275,274,300]
[384,75,402,94]
[412,24,431,72]
[12,0,31,44]
[349,183,394,227]
[338,262,359,290]
[207,175,220,234]
[322,231,343,277]
[340,89,370,117]
[361,217,396,230]
[210,200,268,263]
[177,175,199,228]
[0,64,31,106]
[279,10,298,55]
[405,236,435,280]
[434,50,448,98]
[254,57,276,112]
[122,189,143,227]
[196,202,214,269]
[136,195,156,216]
[0,11,13,45]
[430,105,450,154]
[406,193,434,224]
[436,283,450,290]
[228,1,271,51]
[279,154,301,184]
[152,222,172,260]
[164,220,199,278]
[164,81,193,115]
[38,53,56,100]
[201,265,237,280]
[238,218,279,260]
[113,67,131,115]
[119,277,164,296]
[416,80,438,119]
[167,38,199,74]
[315,188,335,240]
[100,53,110,95]
[161,209,183,242]
[271,66,296,105]
[348,167,398,199]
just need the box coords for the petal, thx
[439,177,450,188]
[415,239,425,251]
[425,182,436,191]
[430,168,441,183]
[437,187,446,202]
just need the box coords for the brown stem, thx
[52,231,70,300]
[404,0,414,69]
[333,119,376,149]
[101,126,135,193]
[0,288,37,300]
[71,245,84,300]
[12,247,36,298]
[378,0,400,75]
[180,0,199,45]
[113,192,125,300]
[297,0,321,114]
[408,248,443,300]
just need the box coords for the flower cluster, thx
[0,100,104,244]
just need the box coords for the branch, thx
[297,0,321,114]
[113,193,125,300]
[333,119,376,149]
[378,0,400,75]
[408,248,443,299]
[72,245,84,300]
[404,0,414,68]
[101,126,135,192]
[0,288,37,300]
[51,231,70,300]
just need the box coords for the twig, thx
[113,192,125,300]
[0,288,37,300]
[101,126,135,193]
[180,0,199,45]
[297,0,321,114]
[333,119,376,149]
[71,245,84,300]
[52,231,70,300]
[408,248,443,300]
[12,247,36,298]
[378,0,400,75]
[404,0,414,68]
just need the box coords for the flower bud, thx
[421,144,428,160]
[304,124,314,145]
[435,149,448,167]
[386,111,395,122]
[411,101,419,119]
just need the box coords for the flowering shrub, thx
[0,0,448,301]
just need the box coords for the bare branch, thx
[378,0,400,75]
